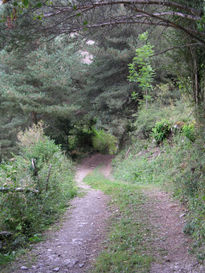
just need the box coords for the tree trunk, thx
[31,111,38,124]
[190,47,199,105]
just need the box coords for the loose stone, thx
[79,262,85,268]
[20,266,28,270]
[53,267,60,272]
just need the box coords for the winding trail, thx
[3,153,205,273]
[5,154,113,273]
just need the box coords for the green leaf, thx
[35,2,43,8]
[22,0,29,8]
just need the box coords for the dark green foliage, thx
[0,252,15,266]
[0,37,84,158]
[165,0,205,111]
[82,25,141,141]
[0,0,43,50]
[66,120,95,156]
[0,94,26,160]
[0,39,81,119]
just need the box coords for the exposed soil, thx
[4,154,113,273]
[144,189,205,273]
[2,153,205,273]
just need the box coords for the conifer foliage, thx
[0,38,84,158]
[83,26,141,139]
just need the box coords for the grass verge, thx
[84,171,154,273]
[113,135,205,260]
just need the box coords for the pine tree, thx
[0,92,26,160]
[82,25,144,141]
[0,37,85,158]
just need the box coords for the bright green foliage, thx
[128,32,155,106]
[182,123,196,142]
[151,119,171,144]
[0,123,76,251]
[92,129,118,155]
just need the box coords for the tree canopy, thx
[1,1,205,45]
[0,0,205,157]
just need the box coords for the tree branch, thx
[46,1,201,16]
[0,187,39,193]
[152,43,201,56]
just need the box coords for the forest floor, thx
[2,153,205,273]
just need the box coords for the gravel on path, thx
[3,154,113,273]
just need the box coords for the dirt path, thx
[144,189,204,273]
[5,154,113,273]
[2,153,205,273]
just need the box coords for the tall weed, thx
[0,123,76,253]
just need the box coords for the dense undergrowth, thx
[84,172,154,273]
[113,100,205,259]
[0,123,76,265]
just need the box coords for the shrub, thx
[182,123,196,142]
[17,121,45,148]
[0,123,76,252]
[92,129,118,154]
[151,119,171,144]
[132,101,192,139]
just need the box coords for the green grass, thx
[113,133,205,260]
[84,171,154,273]
[0,253,15,266]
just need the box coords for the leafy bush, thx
[92,129,118,154]
[182,123,196,142]
[0,123,76,252]
[132,101,192,139]
[151,119,171,144]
